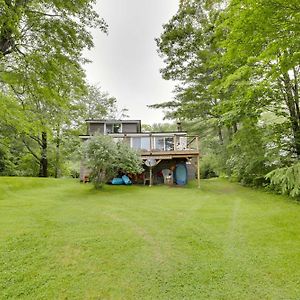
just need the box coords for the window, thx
[141,137,150,151]
[131,137,141,150]
[155,137,164,150]
[105,124,112,134]
[113,123,121,133]
[131,137,150,150]
[165,137,174,151]
[154,137,174,151]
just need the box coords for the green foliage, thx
[0,0,107,59]
[226,121,268,185]
[115,142,144,175]
[266,163,300,198]
[0,146,13,175]
[142,122,177,132]
[200,154,219,179]
[82,135,143,188]
[0,1,111,178]
[73,85,120,122]
[154,0,300,192]
[82,135,118,188]
[216,0,300,155]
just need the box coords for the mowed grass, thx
[0,178,300,299]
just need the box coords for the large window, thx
[141,137,150,151]
[130,136,179,151]
[131,137,151,151]
[154,137,164,150]
[165,137,174,151]
[154,137,174,151]
[131,137,141,150]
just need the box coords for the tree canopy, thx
[0,0,111,177]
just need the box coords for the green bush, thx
[200,154,219,179]
[266,163,300,198]
[225,121,270,186]
[82,135,143,188]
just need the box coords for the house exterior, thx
[79,119,200,186]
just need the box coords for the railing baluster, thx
[174,135,177,151]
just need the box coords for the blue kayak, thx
[111,178,124,185]
[175,163,188,185]
[111,175,132,185]
[122,175,132,185]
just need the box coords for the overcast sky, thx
[83,0,179,125]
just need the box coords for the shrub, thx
[266,163,300,198]
[82,135,143,188]
[200,154,219,179]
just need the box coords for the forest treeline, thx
[152,0,300,197]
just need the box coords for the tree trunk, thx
[54,127,61,178]
[227,126,233,141]
[233,122,238,133]
[283,73,300,157]
[218,126,224,144]
[39,131,48,177]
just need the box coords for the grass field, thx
[0,177,300,299]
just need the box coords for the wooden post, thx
[150,134,152,151]
[197,154,200,188]
[174,134,177,151]
[149,166,153,187]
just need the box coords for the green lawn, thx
[1,178,300,299]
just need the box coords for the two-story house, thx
[80,119,200,186]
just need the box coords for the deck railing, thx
[108,133,199,153]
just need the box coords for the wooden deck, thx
[141,149,200,160]
[140,148,201,188]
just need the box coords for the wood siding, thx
[122,123,139,133]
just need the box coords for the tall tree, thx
[0,0,107,177]
[216,0,300,157]
[153,0,226,142]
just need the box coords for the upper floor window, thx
[113,123,122,133]
[106,123,122,134]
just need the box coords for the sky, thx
[83,0,179,125]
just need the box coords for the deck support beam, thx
[144,159,161,187]
[149,166,153,187]
[197,154,200,188]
